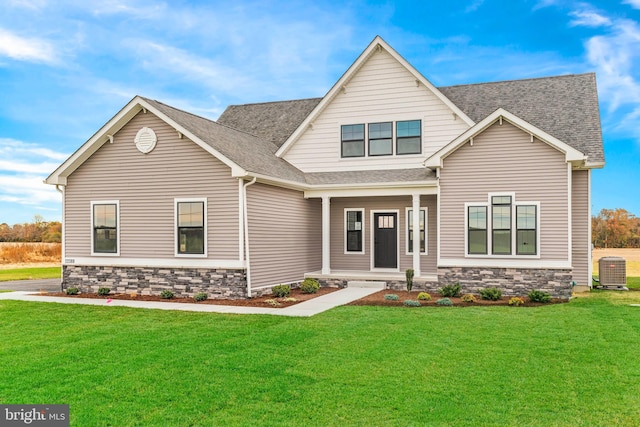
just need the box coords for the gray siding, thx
[65,111,240,259]
[572,169,590,285]
[329,196,437,274]
[246,183,321,288]
[439,121,570,261]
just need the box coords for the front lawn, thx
[0,267,61,282]
[1,292,639,426]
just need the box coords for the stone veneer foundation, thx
[63,265,247,299]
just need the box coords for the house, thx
[45,36,604,300]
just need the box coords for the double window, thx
[467,195,538,256]
[341,120,421,158]
[345,209,364,253]
[92,201,119,255]
[176,199,207,256]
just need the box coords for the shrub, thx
[405,268,414,292]
[417,292,432,301]
[160,290,174,299]
[272,284,291,298]
[439,283,461,298]
[436,298,453,306]
[300,278,320,294]
[509,297,525,306]
[403,299,421,307]
[461,293,476,303]
[193,292,208,302]
[384,294,399,301]
[65,287,79,295]
[480,287,502,301]
[97,287,111,296]
[528,290,552,303]
[264,299,280,307]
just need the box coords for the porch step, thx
[347,281,386,289]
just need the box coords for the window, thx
[466,195,539,257]
[92,201,118,255]
[176,199,206,255]
[396,120,421,155]
[407,208,427,254]
[345,209,364,253]
[492,196,512,255]
[468,206,487,255]
[341,124,365,158]
[516,205,537,255]
[368,122,392,156]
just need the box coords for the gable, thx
[280,43,472,173]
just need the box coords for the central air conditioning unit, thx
[597,256,628,290]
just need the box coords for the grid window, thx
[177,201,205,254]
[516,205,537,255]
[408,209,426,253]
[346,210,363,252]
[396,120,421,154]
[93,203,118,253]
[492,196,512,255]
[468,206,487,255]
[341,124,365,157]
[368,122,392,156]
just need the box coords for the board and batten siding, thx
[329,196,437,274]
[283,48,470,172]
[64,111,240,260]
[246,183,321,288]
[439,121,570,262]
[572,169,590,286]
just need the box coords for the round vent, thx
[134,127,157,154]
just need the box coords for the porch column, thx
[412,193,421,277]
[322,195,331,275]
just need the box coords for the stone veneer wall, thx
[438,267,573,299]
[63,265,247,299]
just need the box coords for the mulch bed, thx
[347,290,567,307]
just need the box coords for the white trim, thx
[174,197,208,258]
[344,208,365,254]
[439,258,571,269]
[276,36,474,158]
[238,179,244,262]
[567,164,573,265]
[62,257,245,269]
[370,209,400,272]
[321,196,331,274]
[405,206,428,256]
[90,200,120,257]
[587,169,593,287]
[305,185,437,199]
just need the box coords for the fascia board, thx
[275,36,475,158]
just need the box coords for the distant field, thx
[593,248,640,276]
[0,242,61,267]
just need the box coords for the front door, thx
[374,212,398,269]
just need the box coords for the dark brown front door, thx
[374,212,397,269]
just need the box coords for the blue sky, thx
[0,0,639,225]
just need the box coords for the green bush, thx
[97,287,111,296]
[528,290,552,303]
[160,290,175,299]
[193,292,208,302]
[403,299,421,307]
[272,284,291,298]
[509,297,525,306]
[461,293,476,303]
[300,278,320,294]
[417,292,432,301]
[405,269,414,292]
[480,287,502,301]
[436,298,453,306]
[65,287,79,295]
[439,283,461,298]
[384,294,399,301]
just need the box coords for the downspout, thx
[55,184,65,292]
[243,177,257,297]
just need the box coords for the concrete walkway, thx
[0,286,382,317]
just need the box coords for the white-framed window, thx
[91,200,120,256]
[396,120,422,155]
[465,193,539,257]
[405,207,427,255]
[344,208,365,254]
[175,198,207,257]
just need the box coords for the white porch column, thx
[412,193,421,277]
[322,195,331,275]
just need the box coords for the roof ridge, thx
[224,97,323,108]
[438,72,595,89]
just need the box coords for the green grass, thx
[1,293,640,426]
[0,267,60,282]
[627,276,640,289]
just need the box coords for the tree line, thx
[592,208,640,248]
[0,215,61,243]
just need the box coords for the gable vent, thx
[134,127,157,154]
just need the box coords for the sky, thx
[0,0,639,226]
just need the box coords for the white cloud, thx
[0,138,69,161]
[465,0,485,13]
[90,0,166,18]
[0,27,57,63]
[623,0,640,9]
[569,9,612,27]
[0,174,61,206]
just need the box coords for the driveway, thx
[0,279,61,292]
